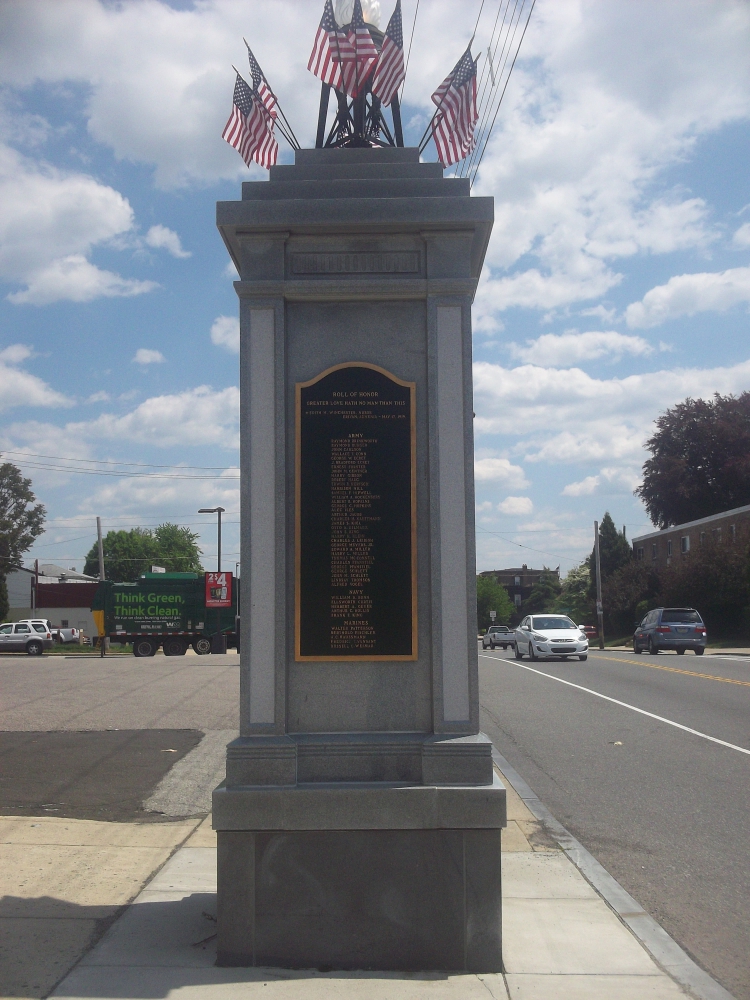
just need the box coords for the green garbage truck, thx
[91,572,239,657]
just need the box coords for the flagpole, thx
[243,40,301,150]
[231,66,296,151]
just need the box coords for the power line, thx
[476,528,576,566]
[399,0,420,105]
[10,460,239,481]
[1,450,236,471]
[468,0,535,187]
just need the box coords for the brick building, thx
[479,565,560,609]
[631,503,750,570]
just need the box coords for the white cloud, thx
[210,315,239,354]
[474,457,530,489]
[733,222,750,247]
[0,360,72,413]
[0,142,157,304]
[562,476,600,497]
[0,343,33,364]
[76,385,239,449]
[133,348,165,365]
[0,0,312,189]
[498,496,534,516]
[473,358,750,476]
[8,254,157,306]
[145,224,190,258]
[466,0,749,315]
[625,266,750,328]
[78,467,239,517]
[86,391,110,403]
[508,331,654,366]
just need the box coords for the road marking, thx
[479,653,750,756]
[590,653,750,688]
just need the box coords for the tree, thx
[0,461,46,619]
[522,568,562,614]
[476,574,515,631]
[658,537,750,637]
[587,513,631,597]
[554,563,592,623]
[635,392,750,528]
[83,524,203,582]
[601,561,659,636]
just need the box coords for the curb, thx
[492,747,736,1000]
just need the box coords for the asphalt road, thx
[0,651,240,820]
[479,645,750,1000]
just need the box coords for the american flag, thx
[336,0,379,99]
[222,73,278,170]
[371,0,405,106]
[246,44,277,120]
[430,46,479,167]
[308,0,345,91]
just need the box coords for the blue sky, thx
[1,0,749,577]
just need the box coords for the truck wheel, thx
[163,637,188,657]
[193,637,212,655]
[26,640,43,656]
[133,638,157,658]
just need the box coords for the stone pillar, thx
[214,147,504,972]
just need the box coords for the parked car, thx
[580,624,598,641]
[0,622,54,655]
[514,615,588,661]
[17,618,54,633]
[53,627,82,644]
[482,625,514,649]
[633,608,706,655]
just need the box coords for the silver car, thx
[482,625,513,649]
[0,622,54,655]
[514,615,589,661]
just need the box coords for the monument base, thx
[213,779,505,972]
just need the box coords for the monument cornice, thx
[232,277,477,300]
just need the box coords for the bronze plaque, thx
[295,363,417,660]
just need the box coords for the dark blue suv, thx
[633,608,706,655]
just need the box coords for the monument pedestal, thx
[215,147,503,971]
[214,778,503,971]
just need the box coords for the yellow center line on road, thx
[591,652,750,687]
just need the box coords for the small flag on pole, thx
[246,44,277,120]
[222,73,278,170]
[430,46,479,167]
[337,0,379,99]
[371,0,405,106]
[308,0,345,91]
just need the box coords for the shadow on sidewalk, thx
[2,893,459,999]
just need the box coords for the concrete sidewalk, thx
[1,767,698,1000]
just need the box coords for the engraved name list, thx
[295,363,416,660]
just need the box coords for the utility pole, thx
[199,507,225,571]
[594,520,604,649]
[97,517,107,657]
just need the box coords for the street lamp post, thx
[198,507,225,571]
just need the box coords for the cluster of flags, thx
[309,0,405,106]
[222,44,279,170]
[224,0,479,171]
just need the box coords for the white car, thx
[514,615,588,661]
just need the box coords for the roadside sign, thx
[205,572,233,608]
[489,610,496,620]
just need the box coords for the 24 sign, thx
[205,572,232,608]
